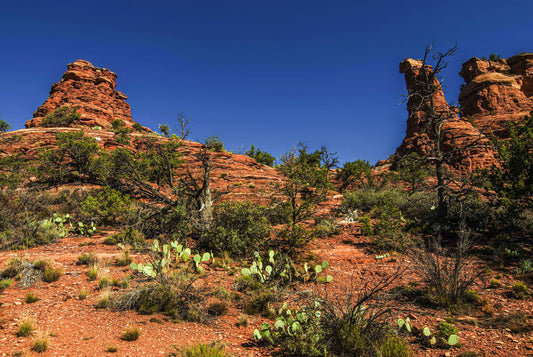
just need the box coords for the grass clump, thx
[78,288,89,300]
[114,249,132,266]
[31,336,49,353]
[86,264,99,281]
[25,291,40,303]
[77,252,97,265]
[106,346,118,353]
[98,276,111,290]
[17,317,34,337]
[0,278,13,292]
[120,327,141,341]
[181,342,229,357]
[510,282,530,299]
[95,290,112,309]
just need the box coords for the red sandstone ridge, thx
[459,53,533,137]
[387,58,496,173]
[25,60,141,130]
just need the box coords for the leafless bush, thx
[320,264,408,356]
[411,226,479,308]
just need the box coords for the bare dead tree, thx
[176,112,192,140]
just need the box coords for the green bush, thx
[82,187,131,225]
[204,136,224,152]
[0,119,11,132]
[200,201,271,258]
[245,144,275,166]
[41,106,80,127]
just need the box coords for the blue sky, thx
[0,0,531,164]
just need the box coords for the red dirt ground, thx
[1,223,532,356]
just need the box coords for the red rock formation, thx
[459,53,533,137]
[25,60,139,130]
[391,58,496,173]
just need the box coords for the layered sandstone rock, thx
[391,58,496,173]
[459,54,533,137]
[25,60,139,130]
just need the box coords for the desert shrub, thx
[411,229,479,309]
[141,203,190,242]
[336,159,374,192]
[199,201,271,258]
[132,122,144,131]
[41,106,80,127]
[245,144,275,166]
[104,228,145,247]
[207,301,228,316]
[314,217,340,238]
[204,136,224,152]
[111,119,133,145]
[121,327,141,341]
[381,336,413,357]
[81,187,131,225]
[113,280,205,322]
[0,119,11,132]
[181,342,229,357]
[244,290,277,317]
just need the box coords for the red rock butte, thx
[380,52,533,174]
[25,59,138,130]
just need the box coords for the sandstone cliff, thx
[459,53,533,137]
[389,58,496,173]
[25,60,138,130]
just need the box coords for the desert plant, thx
[87,263,99,281]
[411,228,479,309]
[78,289,88,300]
[77,252,98,266]
[41,106,80,127]
[199,201,271,258]
[181,342,229,357]
[25,291,40,303]
[204,136,224,152]
[31,337,49,353]
[121,327,141,341]
[95,290,112,309]
[81,187,131,225]
[17,317,34,337]
[0,278,12,292]
[245,144,276,166]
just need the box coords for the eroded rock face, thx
[25,60,137,130]
[391,58,496,173]
[459,54,533,137]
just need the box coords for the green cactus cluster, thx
[130,239,213,279]
[241,250,332,287]
[254,301,326,356]
[397,317,458,348]
[46,213,96,237]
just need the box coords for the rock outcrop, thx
[390,58,496,173]
[459,53,533,137]
[25,60,138,130]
